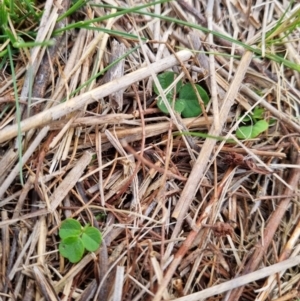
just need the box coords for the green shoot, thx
[94,2,300,72]
[174,131,231,142]
[236,107,270,139]
[59,219,102,263]
[153,71,209,118]
[174,107,271,141]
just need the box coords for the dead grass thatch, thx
[1,0,300,300]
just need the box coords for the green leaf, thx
[175,131,228,141]
[59,219,82,239]
[95,212,107,221]
[58,0,88,22]
[81,227,102,252]
[251,120,269,137]
[236,120,269,139]
[153,71,185,114]
[179,83,209,118]
[0,3,8,28]
[153,71,182,98]
[157,97,185,114]
[241,116,251,122]
[59,237,85,263]
[0,49,8,57]
[4,27,17,44]
[269,118,277,125]
[252,107,265,120]
[236,126,253,139]
[174,99,185,113]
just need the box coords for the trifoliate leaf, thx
[179,83,209,118]
[81,227,102,252]
[59,219,82,239]
[59,236,85,263]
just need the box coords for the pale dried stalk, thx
[219,146,286,158]
[206,0,220,131]
[105,39,126,110]
[50,27,86,104]
[8,220,41,280]
[1,211,9,285]
[225,153,300,301]
[0,50,193,143]
[0,126,49,199]
[112,266,125,301]
[0,148,17,184]
[49,151,92,211]
[20,0,68,121]
[156,28,171,61]
[39,252,99,300]
[226,0,239,80]
[256,218,300,301]
[32,265,60,300]
[260,2,270,57]
[171,256,300,301]
[102,116,221,146]
[151,254,170,300]
[0,208,49,228]
[172,51,253,219]
[19,0,59,105]
[54,29,92,167]
[153,2,161,48]
[183,169,237,295]
[96,131,105,207]
[37,217,47,266]
[12,176,35,219]
[0,67,26,95]
[50,10,116,104]
[246,0,264,41]
[153,51,253,301]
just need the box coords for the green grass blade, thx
[53,0,172,36]
[174,131,230,142]
[57,0,89,22]
[13,39,54,48]
[92,2,300,72]
[81,25,146,41]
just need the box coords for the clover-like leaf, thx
[236,126,253,139]
[59,236,85,263]
[252,107,265,120]
[81,227,102,252]
[179,83,210,118]
[251,120,269,137]
[59,219,82,239]
[157,97,185,114]
[153,71,182,97]
[236,120,269,139]
[59,218,103,263]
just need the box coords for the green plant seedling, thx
[59,218,102,263]
[179,83,209,118]
[174,131,232,142]
[153,71,184,114]
[236,107,269,139]
[242,107,264,122]
[153,71,209,117]
[95,212,107,221]
[236,120,269,139]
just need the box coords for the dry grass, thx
[1,0,300,300]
